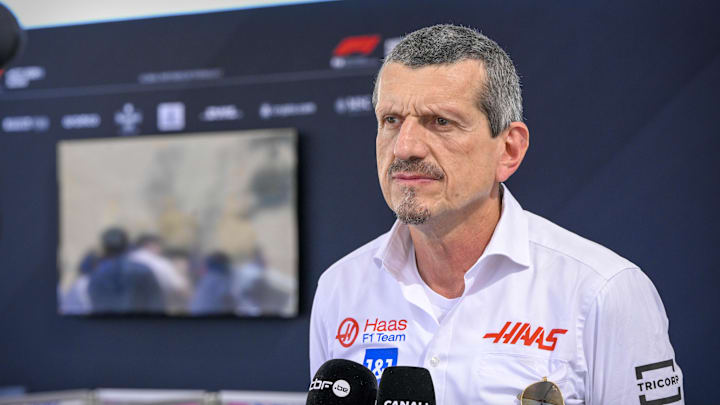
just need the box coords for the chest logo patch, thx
[362,318,408,344]
[363,347,398,379]
[483,321,567,351]
[336,317,359,347]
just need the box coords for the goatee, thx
[394,187,430,225]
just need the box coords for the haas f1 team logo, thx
[336,317,359,347]
[337,317,408,347]
[483,321,567,351]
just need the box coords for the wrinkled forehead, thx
[374,60,487,113]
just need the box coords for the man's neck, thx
[409,185,503,299]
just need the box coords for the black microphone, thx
[0,3,23,72]
[307,359,377,404]
[376,366,436,405]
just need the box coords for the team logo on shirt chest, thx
[483,321,567,351]
[336,317,407,347]
[336,318,360,347]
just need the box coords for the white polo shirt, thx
[309,186,683,404]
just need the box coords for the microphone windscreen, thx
[0,3,22,69]
[376,366,436,405]
[306,359,377,405]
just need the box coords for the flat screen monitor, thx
[57,128,298,317]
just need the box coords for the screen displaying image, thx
[57,128,298,317]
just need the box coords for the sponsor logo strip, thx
[4,66,46,89]
[2,115,49,132]
[61,113,101,129]
[259,101,316,119]
[157,102,186,131]
[334,94,372,115]
[200,105,243,121]
[114,103,142,135]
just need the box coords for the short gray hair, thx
[372,24,523,138]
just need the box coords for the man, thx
[190,252,235,315]
[309,25,683,404]
[59,250,97,314]
[232,248,292,316]
[130,234,192,313]
[88,227,164,313]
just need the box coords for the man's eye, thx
[436,117,449,126]
[384,116,398,124]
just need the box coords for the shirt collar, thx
[373,219,413,278]
[373,184,531,279]
[480,184,531,269]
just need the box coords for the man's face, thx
[375,60,506,225]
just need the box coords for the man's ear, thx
[496,121,529,183]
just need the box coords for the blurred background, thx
[0,0,718,403]
[57,130,297,317]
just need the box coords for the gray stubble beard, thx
[394,186,431,225]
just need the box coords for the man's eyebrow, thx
[426,105,468,121]
[374,104,400,116]
[375,103,469,121]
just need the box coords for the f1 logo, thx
[333,34,380,57]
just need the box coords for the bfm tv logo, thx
[330,34,381,69]
[336,317,407,347]
[483,321,567,351]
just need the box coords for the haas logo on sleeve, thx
[483,321,567,351]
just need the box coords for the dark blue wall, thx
[0,1,717,403]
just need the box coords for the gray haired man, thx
[310,24,683,404]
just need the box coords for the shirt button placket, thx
[430,309,459,403]
[426,336,450,401]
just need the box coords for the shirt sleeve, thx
[583,267,684,405]
[309,277,330,380]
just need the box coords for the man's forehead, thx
[379,59,485,81]
[375,60,486,110]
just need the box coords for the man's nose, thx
[393,118,429,161]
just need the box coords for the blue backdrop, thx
[0,1,717,403]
